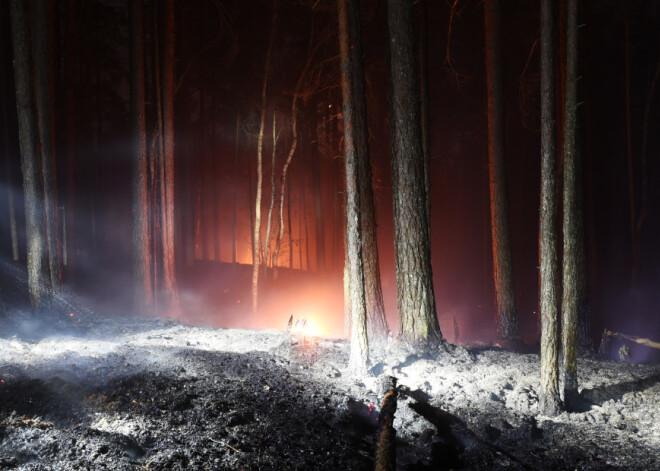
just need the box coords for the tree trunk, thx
[339,0,369,371]
[130,0,152,313]
[264,112,278,270]
[311,102,326,272]
[539,0,562,416]
[387,0,441,345]
[162,0,180,315]
[561,0,579,410]
[10,0,47,308]
[252,0,278,312]
[32,0,60,294]
[346,0,388,340]
[417,0,431,229]
[484,0,521,344]
[232,114,239,265]
[0,32,20,262]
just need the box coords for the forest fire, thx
[1,0,659,469]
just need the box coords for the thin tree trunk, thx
[264,112,278,270]
[64,0,77,270]
[624,8,637,288]
[561,0,579,410]
[10,0,47,308]
[539,0,562,416]
[339,0,369,371]
[287,176,293,269]
[32,0,60,293]
[0,36,20,262]
[130,0,152,313]
[232,114,240,265]
[252,0,278,312]
[162,0,180,314]
[484,0,521,344]
[272,22,320,277]
[387,0,441,345]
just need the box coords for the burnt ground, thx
[0,263,659,470]
[0,308,659,471]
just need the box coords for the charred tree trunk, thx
[539,0,562,416]
[252,0,278,312]
[561,0,579,410]
[484,0,521,344]
[387,0,441,345]
[417,0,431,229]
[130,0,152,313]
[161,0,180,314]
[338,0,369,370]
[10,0,47,308]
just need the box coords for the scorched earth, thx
[0,310,658,470]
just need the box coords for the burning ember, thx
[285,315,320,340]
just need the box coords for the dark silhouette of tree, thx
[539,0,562,416]
[387,0,441,345]
[32,0,61,294]
[9,0,47,308]
[484,0,521,345]
[161,0,180,315]
[338,0,368,370]
[561,0,580,410]
[130,0,152,313]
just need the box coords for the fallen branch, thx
[601,329,660,350]
[208,436,242,453]
[375,376,397,471]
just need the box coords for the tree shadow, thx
[580,373,660,407]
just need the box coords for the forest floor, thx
[0,304,659,470]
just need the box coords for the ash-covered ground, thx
[1,308,658,471]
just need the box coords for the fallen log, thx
[375,377,397,471]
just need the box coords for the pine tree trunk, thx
[387,0,441,345]
[417,0,431,229]
[10,0,47,308]
[32,0,60,294]
[339,0,369,371]
[346,0,388,340]
[130,0,152,313]
[484,0,521,344]
[561,0,579,410]
[161,0,180,314]
[252,0,278,312]
[539,0,562,416]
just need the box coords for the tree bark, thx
[346,0,388,340]
[417,0,431,229]
[539,0,562,416]
[130,0,152,313]
[387,0,441,345]
[252,0,278,312]
[484,0,521,344]
[561,0,579,410]
[339,0,369,371]
[10,0,47,308]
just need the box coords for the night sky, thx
[1,0,659,345]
